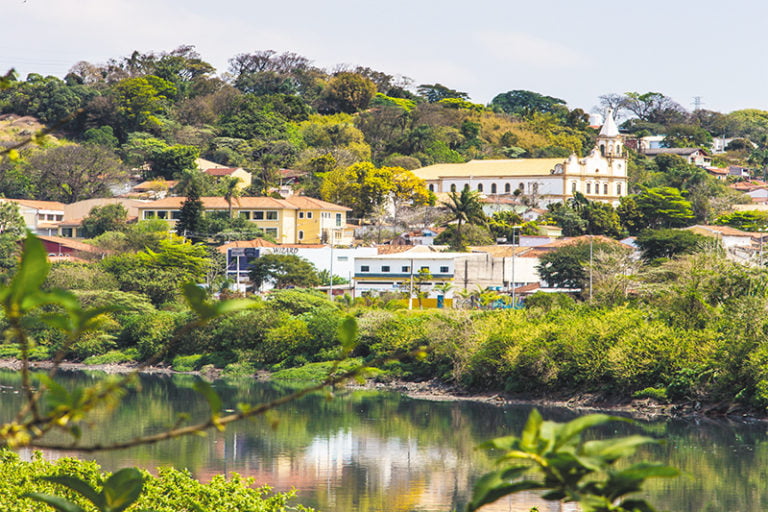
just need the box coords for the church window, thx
[518,182,524,191]
[600,144,605,156]
[450,184,456,192]
[571,182,577,193]
[463,184,469,191]
[586,183,591,194]
[428,184,434,192]
[477,183,483,192]
[617,183,622,195]
[603,183,608,195]
[532,183,539,194]
[491,183,497,194]
[504,183,511,193]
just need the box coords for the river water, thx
[2,369,767,511]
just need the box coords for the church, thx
[411,109,628,206]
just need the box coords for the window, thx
[586,183,591,194]
[337,256,348,262]
[571,182,577,193]
[266,211,278,220]
[440,266,449,273]
[532,183,539,194]
[505,183,511,193]
[428,184,435,192]
[265,228,278,238]
[171,210,180,220]
[143,211,154,220]
[595,168,600,173]
[617,183,622,195]
[361,265,370,272]
[603,183,608,195]
[253,211,264,220]
[61,228,73,237]
[299,212,304,219]
[307,212,313,219]
[402,266,410,272]
[491,183,497,194]
[463,184,469,191]
[298,230,304,240]
[600,144,605,156]
[335,213,342,227]
[381,266,390,272]
[518,182,524,191]
[477,183,483,192]
[156,211,168,219]
[239,211,251,220]
[450,184,457,192]
[420,266,430,272]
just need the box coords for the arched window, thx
[616,143,622,156]
[477,183,483,192]
[428,184,434,192]
[491,183,497,194]
[463,184,470,191]
[298,230,304,240]
[603,183,608,195]
[518,182,525,191]
[600,144,605,156]
[571,182,577,193]
[505,183,511,193]
[586,183,591,194]
[617,183,622,195]
[532,183,539,194]
[450,184,457,192]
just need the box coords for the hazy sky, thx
[4,0,767,114]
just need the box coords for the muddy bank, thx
[0,359,758,421]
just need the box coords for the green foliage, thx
[80,204,128,238]
[468,409,678,512]
[490,90,567,118]
[441,188,487,250]
[536,239,627,290]
[635,229,710,261]
[714,210,768,231]
[249,255,321,290]
[0,451,313,512]
[25,467,143,512]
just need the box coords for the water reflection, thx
[2,369,767,511]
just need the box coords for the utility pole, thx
[511,225,521,308]
[589,235,593,302]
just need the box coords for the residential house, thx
[0,198,65,235]
[642,147,711,167]
[411,109,628,206]
[201,167,252,189]
[704,167,730,181]
[37,235,108,261]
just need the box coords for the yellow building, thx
[135,196,353,244]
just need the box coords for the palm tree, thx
[222,176,243,218]
[441,188,486,251]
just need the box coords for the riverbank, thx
[0,358,759,421]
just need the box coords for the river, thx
[2,369,767,511]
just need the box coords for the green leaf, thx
[193,379,222,416]
[466,469,543,512]
[183,283,216,320]
[581,435,658,462]
[37,475,103,508]
[337,316,358,353]
[22,492,86,512]
[520,408,542,451]
[554,414,628,450]
[103,468,143,512]
[8,234,50,309]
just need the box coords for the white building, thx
[411,110,628,206]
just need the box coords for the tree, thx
[80,203,128,238]
[320,162,394,220]
[29,145,126,203]
[416,83,469,103]
[111,75,176,135]
[619,186,697,235]
[490,90,567,117]
[175,175,204,239]
[0,201,26,276]
[623,91,687,125]
[249,253,321,290]
[636,229,710,261]
[536,238,628,291]
[318,72,377,114]
[663,124,713,148]
[221,176,243,217]
[441,189,487,251]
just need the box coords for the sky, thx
[4,0,768,115]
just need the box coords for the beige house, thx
[136,196,353,244]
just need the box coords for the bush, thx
[172,354,204,372]
[83,349,138,365]
[0,450,314,512]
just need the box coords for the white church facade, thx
[411,110,628,206]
